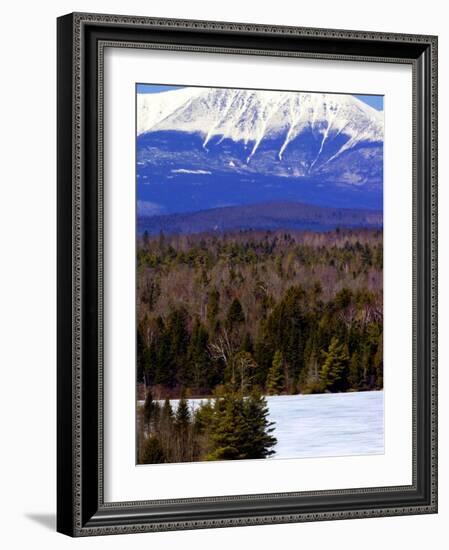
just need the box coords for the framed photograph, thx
[57,12,438,536]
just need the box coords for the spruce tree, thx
[226,298,245,330]
[160,398,174,438]
[184,319,210,392]
[348,351,361,389]
[373,332,383,388]
[206,392,246,460]
[143,389,153,430]
[266,350,284,395]
[264,285,308,381]
[319,337,350,392]
[159,398,174,461]
[175,394,191,462]
[142,342,157,387]
[206,388,277,461]
[193,400,215,458]
[207,288,220,328]
[175,395,191,429]
[136,330,145,384]
[240,332,254,354]
[155,308,189,388]
[141,435,166,464]
[241,390,277,459]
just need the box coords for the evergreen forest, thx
[136,228,383,464]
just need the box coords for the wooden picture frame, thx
[57,12,438,536]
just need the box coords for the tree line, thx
[137,228,383,399]
[137,386,276,464]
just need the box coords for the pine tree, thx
[264,285,308,381]
[206,388,277,461]
[142,342,157,387]
[141,435,166,464]
[161,397,174,420]
[184,319,210,392]
[319,337,350,392]
[266,350,284,395]
[192,401,214,459]
[206,392,246,460]
[175,395,191,429]
[155,308,189,387]
[154,330,172,386]
[348,351,361,389]
[159,398,174,461]
[241,390,277,459]
[254,336,274,387]
[373,332,383,388]
[175,394,191,462]
[207,288,220,328]
[143,389,153,429]
[136,330,145,384]
[226,298,245,330]
[240,332,254,354]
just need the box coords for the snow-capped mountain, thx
[138,87,382,167]
[136,87,383,216]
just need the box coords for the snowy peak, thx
[137,87,383,162]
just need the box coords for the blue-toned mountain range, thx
[137,87,383,225]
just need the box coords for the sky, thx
[136,84,384,111]
[353,94,384,111]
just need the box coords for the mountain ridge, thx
[138,88,382,166]
[136,87,384,213]
[137,200,383,235]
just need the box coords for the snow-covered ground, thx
[266,391,384,459]
[139,390,384,460]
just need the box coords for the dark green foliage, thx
[240,390,276,459]
[174,394,191,461]
[183,319,211,391]
[138,387,277,464]
[206,393,246,460]
[175,395,191,429]
[141,435,166,464]
[143,389,154,428]
[137,229,383,398]
[160,398,174,431]
[157,398,174,461]
[136,228,383,464]
[207,288,220,327]
[206,388,276,461]
[349,351,362,389]
[266,350,284,395]
[142,342,157,387]
[240,332,254,354]
[226,298,245,330]
[136,330,145,384]
[319,337,350,392]
[262,285,310,390]
[151,309,190,387]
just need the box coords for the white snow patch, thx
[172,169,212,175]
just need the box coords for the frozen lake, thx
[140,390,384,459]
[266,391,384,459]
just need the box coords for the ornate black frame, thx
[57,12,438,537]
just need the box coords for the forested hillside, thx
[137,228,383,399]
